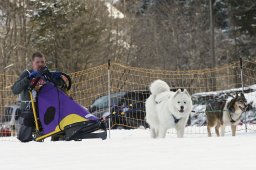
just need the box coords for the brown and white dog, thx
[206,93,247,137]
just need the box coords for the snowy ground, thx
[0,128,256,170]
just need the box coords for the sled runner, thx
[29,68,107,141]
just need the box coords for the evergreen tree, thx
[227,0,256,60]
[28,0,115,72]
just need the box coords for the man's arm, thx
[11,71,30,95]
[50,71,70,90]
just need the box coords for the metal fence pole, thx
[240,58,247,132]
[107,60,111,138]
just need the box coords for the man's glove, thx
[28,71,41,79]
[40,66,50,75]
[51,72,62,80]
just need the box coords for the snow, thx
[245,91,256,107]
[105,2,125,19]
[1,85,256,169]
[192,84,256,98]
[1,128,256,170]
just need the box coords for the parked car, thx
[0,103,21,137]
[89,92,126,118]
[88,90,150,129]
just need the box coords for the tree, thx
[227,0,256,60]
[117,0,214,70]
[0,0,33,75]
[29,0,122,72]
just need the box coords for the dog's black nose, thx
[181,106,184,110]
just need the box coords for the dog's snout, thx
[181,106,184,110]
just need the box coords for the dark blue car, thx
[88,90,150,129]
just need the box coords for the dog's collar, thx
[155,100,161,104]
[172,114,181,124]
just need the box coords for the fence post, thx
[107,60,111,138]
[240,57,247,132]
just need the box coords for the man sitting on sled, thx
[12,52,68,142]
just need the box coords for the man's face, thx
[32,57,46,71]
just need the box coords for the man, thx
[12,52,67,142]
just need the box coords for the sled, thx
[29,69,107,141]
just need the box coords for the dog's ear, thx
[240,93,247,103]
[173,89,181,98]
[183,89,190,97]
[227,98,235,113]
[176,89,181,93]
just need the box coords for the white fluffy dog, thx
[145,80,192,138]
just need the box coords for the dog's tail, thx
[149,79,170,96]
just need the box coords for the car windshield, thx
[92,92,126,109]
